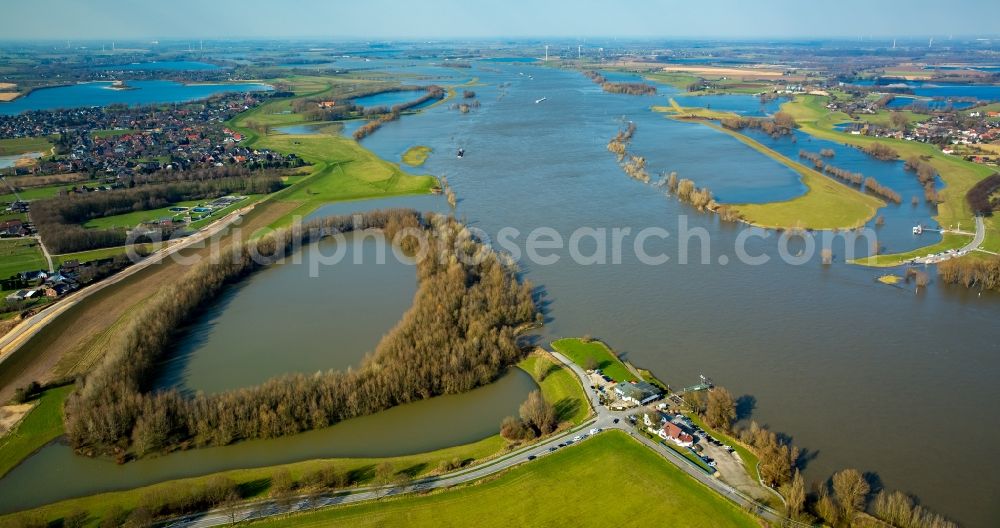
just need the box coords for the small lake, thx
[98,61,221,71]
[155,232,419,394]
[851,79,1000,102]
[0,80,272,115]
[885,96,975,110]
[351,90,426,109]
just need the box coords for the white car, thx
[589,428,600,435]
[572,435,583,442]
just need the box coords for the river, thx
[2,60,998,526]
[336,61,999,527]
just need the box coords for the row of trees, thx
[32,175,283,253]
[582,71,657,95]
[903,156,941,203]
[667,174,716,212]
[938,255,1000,291]
[799,150,901,203]
[860,143,900,161]
[965,172,1000,215]
[352,86,445,140]
[607,121,636,162]
[720,111,797,137]
[65,210,539,457]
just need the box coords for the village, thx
[0,91,302,179]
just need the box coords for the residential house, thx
[659,422,695,447]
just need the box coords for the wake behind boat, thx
[535,97,547,104]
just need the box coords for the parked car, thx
[613,418,620,424]
[548,447,557,452]
[527,455,536,461]
[572,435,583,441]
[589,428,600,435]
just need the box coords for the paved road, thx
[963,215,986,253]
[913,215,986,264]
[0,204,257,367]
[159,352,807,528]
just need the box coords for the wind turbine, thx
[545,45,549,61]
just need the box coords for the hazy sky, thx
[4,0,999,40]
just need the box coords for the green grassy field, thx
[249,431,758,528]
[401,145,432,167]
[0,183,70,203]
[0,385,73,479]
[518,353,591,425]
[90,129,136,139]
[0,137,52,157]
[51,244,158,267]
[0,238,47,278]
[550,338,637,382]
[81,200,203,229]
[642,71,701,90]
[227,76,437,227]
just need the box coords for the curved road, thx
[160,352,808,528]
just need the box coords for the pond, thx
[154,232,420,394]
[351,90,427,109]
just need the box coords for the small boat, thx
[457,148,465,159]
[535,97,547,104]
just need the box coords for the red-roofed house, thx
[660,422,694,447]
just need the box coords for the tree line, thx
[964,172,1000,215]
[799,150,901,203]
[582,71,657,95]
[720,111,797,137]
[350,86,445,140]
[903,156,942,204]
[860,143,900,161]
[64,210,539,458]
[938,255,1000,291]
[31,174,283,253]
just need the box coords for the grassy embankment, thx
[0,354,590,526]
[550,337,637,382]
[0,385,72,479]
[0,137,53,157]
[0,239,46,280]
[401,145,432,167]
[657,99,884,230]
[781,94,1000,265]
[228,76,438,228]
[249,430,758,528]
